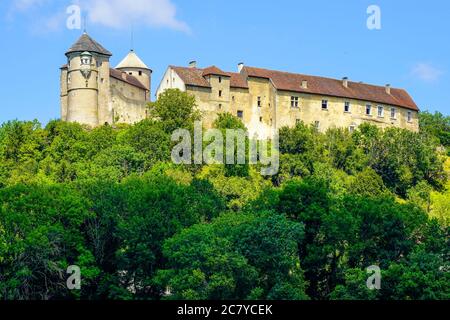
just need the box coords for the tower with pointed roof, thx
[61,32,112,126]
[61,33,151,127]
[116,50,152,101]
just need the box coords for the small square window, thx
[349,125,356,133]
[237,110,243,119]
[344,102,350,113]
[322,100,328,110]
[296,119,301,125]
[139,71,143,76]
[366,104,372,116]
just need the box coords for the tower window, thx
[219,90,222,97]
[139,71,143,76]
[257,97,262,107]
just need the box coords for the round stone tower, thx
[116,50,152,101]
[65,32,112,126]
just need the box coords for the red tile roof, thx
[171,66,211,88]
[202,66,230,77]
[169,65,418,111]
[244,66,419,111]
[229,72,249,89]
[171,66,249,89]
[110,68,148,90]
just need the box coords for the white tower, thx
[116,50,152,101]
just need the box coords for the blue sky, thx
[0,0,449,124]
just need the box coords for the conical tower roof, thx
[116,50,150,70]
[66,32,112,57]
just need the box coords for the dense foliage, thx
[0,90,448,300]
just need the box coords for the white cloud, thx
[9,0,190,33]
[411,63,444,83]
[82,0,190,33]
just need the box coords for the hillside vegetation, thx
[0,89,448,300]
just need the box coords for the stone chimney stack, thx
[238,62,244,73]
[342,77,349,88]
[385,84,391,94]
[189,61,197,68]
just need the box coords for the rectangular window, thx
[219,90,222,97]
[391,107,397,119]
[219,77,222,83]
[139,71,143,76]
[237,110,243,119]
[291,96,299,108]
[344,101,350,112]
[296,119,301,125]
[349,125,355,133]
[366,104,372,116]
[407,111,412,122]
[378,106,384,117]
[260,117,263,123]
[322,100,328,110]
[232,96,235,102]
[314,121,320,130]
[257,97,262,108]
[218,104,222,110]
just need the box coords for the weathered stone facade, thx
[60,33,151,127]
[157,64,420,139]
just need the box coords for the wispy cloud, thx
[411,63,444,83]
[8,0,190,33]
[83,0,190,33]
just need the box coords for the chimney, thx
[301,80,308,89]
[238,62,244,73]
[385,84,391,94]
[189,61,197,68]
[342,77,348,88]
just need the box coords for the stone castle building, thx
[60,32,151,127]
[61,33,419,138]
[157,63,419,139]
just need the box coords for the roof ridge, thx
[244,66,405,91]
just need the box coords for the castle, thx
[61,33,420,137]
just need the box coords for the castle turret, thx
[116,50,152,101]
[64,32,112,126]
